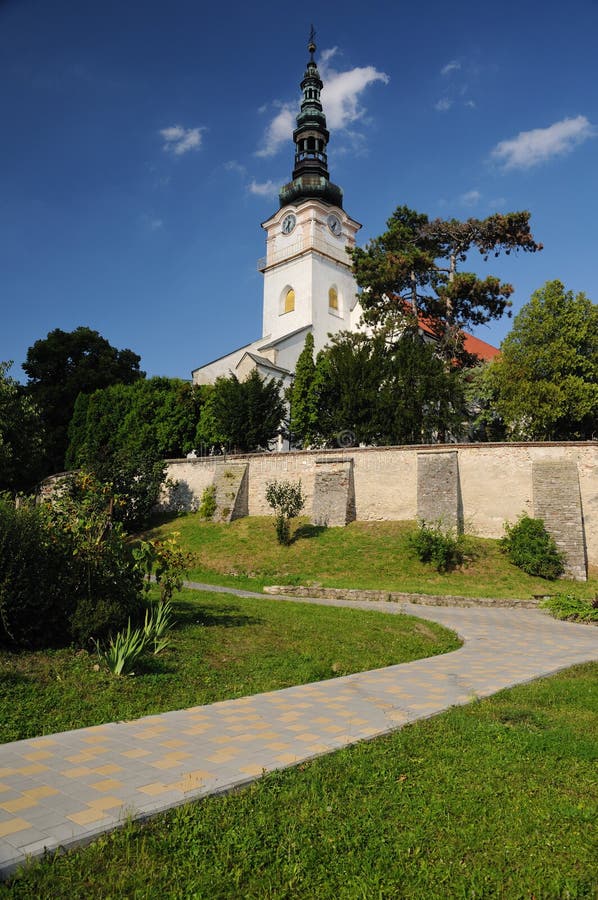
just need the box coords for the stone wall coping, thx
[164,440,598,465]
[263,584,543,609]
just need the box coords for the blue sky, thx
[2,0,597,381]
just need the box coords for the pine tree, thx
[289,332,318,447]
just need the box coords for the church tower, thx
[258,30,362,371]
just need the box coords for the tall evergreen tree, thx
[289,332,319,447]
[312,331,464,447]
[196,370,285,453]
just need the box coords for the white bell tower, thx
[258,30,362,367]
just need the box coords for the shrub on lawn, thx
[0,477,144,650]
[407,520,465,573]
[500,514,564,580]
[265,480,305,546]
[540,593,598,623]
[198,484,217,519]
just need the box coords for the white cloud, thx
[441,60,461,76]
[465,99,476,109]
[434,98,453,112]
[148,217,164,230]
[160,124,204,156]
[255,104,295,158]
[460,189,481,207]
[248,179,281,199]
[319,52,389,130]
[491,115,594,170]
[224,160,247,176]
[256,48,389,156]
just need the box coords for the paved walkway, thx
[1,588,596,877]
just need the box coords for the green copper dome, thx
[278,29,343,210]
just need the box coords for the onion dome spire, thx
[279,28,343,209]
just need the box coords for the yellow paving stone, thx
[275,753,299,764]
[306,744,330,753]
[235,733,260,742]
[121,749,151,759]
[23,787,59,800]
[87,795,126,811]
[135,729,168,740]
[0,769,16,778]
[295,733,321,742]
[23,750,53,761]
[183,725,213,735]
[239,763,265,777]
[312,716,333,724]
[138,783,171,796]
[91,779,125,793]
[160,739,188,749]
[61,766,93,778]
[92,764,124,775]
[150,753,193,770]
[286,724,308,732]
[68,808,108,826]
[17,764,49,775]
[257,731,279,739]
[213,735,236,745]
[0,797,36,813]
[169,770,213,793]
[206,751,240,763]
[0,817,32,837]
[266,742,291,751]
[0,783,12,794]
[323,725,347,734]
[28,738,57,748]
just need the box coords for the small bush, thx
[0,479,144,650]
[500,515,564,580]
[408,520,464,573]
[198,485,217,519]
[265,480,305,546]
[540,594,598,623]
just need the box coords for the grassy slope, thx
[4,663,596,899]
[0,589,459,743]
[146,514,598,600]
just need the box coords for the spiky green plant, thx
[94,619,149,676]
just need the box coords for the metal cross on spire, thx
[308,24,316,59]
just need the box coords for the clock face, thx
[327,214,342,236]
[281,214,296,235]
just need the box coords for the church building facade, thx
[192,35,363,388]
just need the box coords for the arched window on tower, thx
[328,286,339,311]
[284,288,295,313]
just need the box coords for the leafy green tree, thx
[289,332,319,447]
[312,331,464,446]
[486,280,598,440]
[0,362,45,493]
[67,378,210,469]
[23,326,144,475]
[351,206,542,365]
[197,370,285,453]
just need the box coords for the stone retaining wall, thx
[161,442,598,571]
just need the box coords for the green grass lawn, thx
[3,663,596,899]
[0,589,459,743]
[145,514,598,600]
